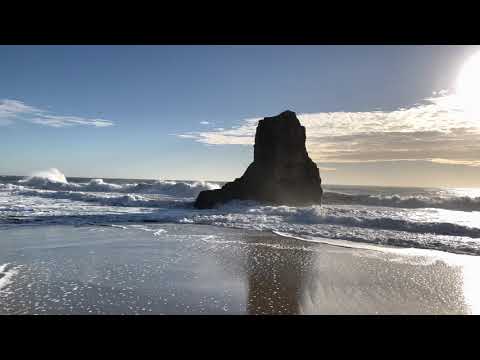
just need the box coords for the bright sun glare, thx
[456,51,480,116]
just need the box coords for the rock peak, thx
[278,109,297,117]
[262,110,299,123]
[194,111,323,209]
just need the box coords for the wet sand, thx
[0,223,478,314]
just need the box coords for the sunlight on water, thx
[446,187,480,198]
[462,261,480,314]
[432,208,480,228]
[4,174,480,255]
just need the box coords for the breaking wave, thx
[17,189,190,208]
[3,168,480,255]
[13,169,480,212]
[19,168,67,186]
[15,168,219,198]
[323,191,480,212]
[171,203,480,241]
[4,195,480,241]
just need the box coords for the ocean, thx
[1,168,480,314]
[1,169,480,256]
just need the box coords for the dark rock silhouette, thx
[194,110,323,209]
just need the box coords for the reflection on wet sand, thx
[243,236,473,314]
[1,223,478,314]
[246,245,313,315]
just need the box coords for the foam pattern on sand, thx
[0,263,20,292]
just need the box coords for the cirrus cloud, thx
[0,99,114,128]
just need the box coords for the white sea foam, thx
[3,169,480,255]
[126,180,220,198]
[19,168,67,186]
[4,188,480,239]
[0,263,20,292]
[17,189,188,208]
[324,191,480,212]
[11,169,480,212]
[14,168,220,198]
[0,183,23,191]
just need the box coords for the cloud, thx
[0,99,114,128]
[177,92,480,167]
[318,167,337,172]
[430,158,480,167]
[200,121,210,125]
[29,115,113,128]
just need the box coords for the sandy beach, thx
[1,223,477,315]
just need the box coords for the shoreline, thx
[272,229,480,259]
[0,223,478,314]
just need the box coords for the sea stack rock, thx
[194,110,323,209]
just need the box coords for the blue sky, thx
[2,45,480,186]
